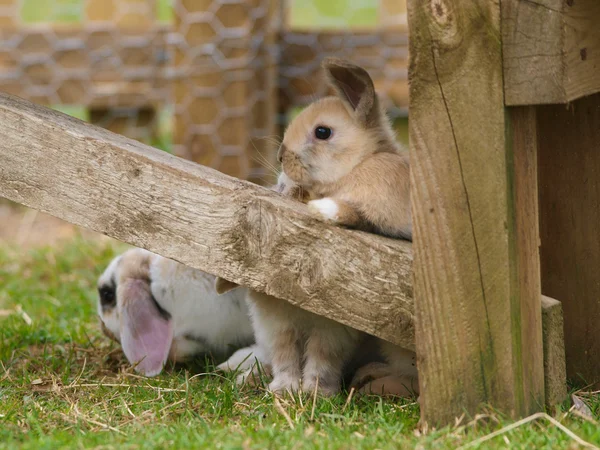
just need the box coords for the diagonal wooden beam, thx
[0,92,415,349]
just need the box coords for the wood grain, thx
[0,92,414,349]
[541,295,567,408]
[502,0,600,106]
[408,0,544,425]
[509,106,545,413]
[538,93,600,387]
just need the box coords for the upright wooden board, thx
[408,0,544,425]
[502,0,600,105]
[541,296,567,408]
[538,93,600,387]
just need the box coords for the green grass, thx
[21,0,83,24]
[1,238,599,449]
[290,0,378,29]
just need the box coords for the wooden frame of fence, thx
[1,0,599,427]
[409,0,599,425]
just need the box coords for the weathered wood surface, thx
[541,296,567,408]
[502,0,600,106]
[538,93,600,387]
[509,106,545,411]
[0,92,414,349]
[408,0,544,425]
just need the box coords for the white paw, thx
[217,346,257,373]
[308,198,339,221]
[236,369,255,386]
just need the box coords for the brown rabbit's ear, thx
[215,277,239,294]
[322,57,378,126]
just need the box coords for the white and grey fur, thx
[97,248,254,376]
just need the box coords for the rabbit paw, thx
[269,375,301,394]
[308,198,339,222]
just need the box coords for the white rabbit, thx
[97,248,254,377]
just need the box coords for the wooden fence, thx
[410,0,600,424]
[1,0,599,427]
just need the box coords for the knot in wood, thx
[430,0,450,25]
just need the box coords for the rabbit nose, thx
[277,144,287,163]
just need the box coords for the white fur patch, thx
[308,198,339,221]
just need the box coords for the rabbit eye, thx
[98,285,116,308]
[314,126,332,140]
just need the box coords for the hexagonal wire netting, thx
[0,0,408,184]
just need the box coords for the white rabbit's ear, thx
[215,277,239,294]
[322,57,378,126]
[119,279,173,377]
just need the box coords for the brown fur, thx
[118,250,152,286]
[247,290,362,395]
[278,58,411,239]
[274,59,415,395]
[350,341,419,397]
[357,374,418,397]
[222,60,414,396]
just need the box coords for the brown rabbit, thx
[216,172,361,395]
[275,58,416,396]
[349,341,419,397]
[219,60,415,397]
[278,57,411,240]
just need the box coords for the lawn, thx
[0,232,599,449]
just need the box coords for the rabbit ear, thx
[322,57,378,126]
[119,279,173,377]
[215,277,239,294]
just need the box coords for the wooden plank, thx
[0,92,414,349]
[538,93,600,387]
[541,295,567,408]
[408,0,544,425]
[509,106,545,413]
[502,0,600,106]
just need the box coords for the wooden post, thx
[246,0,279,185]
[541,296,567,408]
[503,0,600,388]
[85,0,158,143]
[537,93,600,387]
[173,0,278,182]
[408,0,545,425]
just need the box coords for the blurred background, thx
[0,0,408,245]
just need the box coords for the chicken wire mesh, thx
[0,0,408,184]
